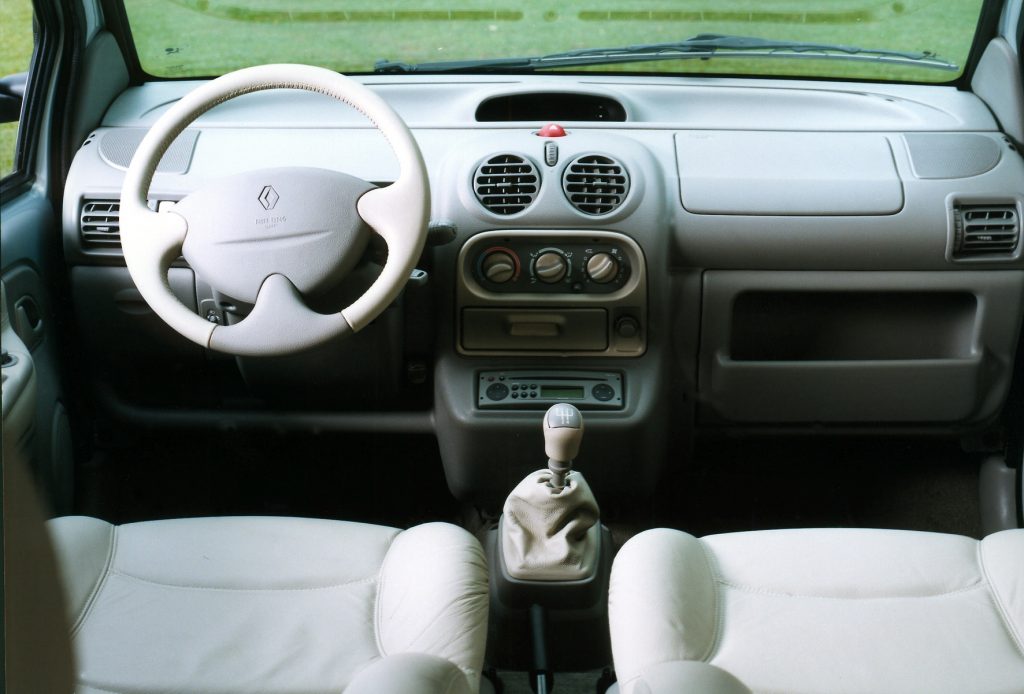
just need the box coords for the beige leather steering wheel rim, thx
[119,64,430,356]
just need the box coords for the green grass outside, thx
[0,0,34,178]
[125,0,983,83]
[0,0,987,178]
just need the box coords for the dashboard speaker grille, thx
[563,155,629,215]
[80,200,121,246]
[98,128,199,174]
[954,204,1020,256]
[474,154,539,215]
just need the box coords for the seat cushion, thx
[48,516,489,694]
[609,527,1024,694]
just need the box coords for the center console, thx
[436,225,669,506]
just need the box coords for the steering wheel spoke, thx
[349,179,430,332]
[208,274,352,356]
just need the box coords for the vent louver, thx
[473,154,539,215]
[954,205,1020,256]
[563,155,630,215]
[80,200,121,246]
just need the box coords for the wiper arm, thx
[375,33,958,74]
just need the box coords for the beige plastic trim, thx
[120,64,429,353]
[971,38,1024,145]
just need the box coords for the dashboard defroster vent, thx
[563,155,629,215]
[474,154,539,215]
[953,204,1020,257]
[80,200,121,246]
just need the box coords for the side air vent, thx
[953,204,1020,256]
[80,200,121,246]
[473,154,540,215]
[562,155,629,215]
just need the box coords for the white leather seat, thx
[48,516,489,694]
[609,527,1024,694]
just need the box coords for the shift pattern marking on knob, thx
[546,402,583,429]
[533,249,569,283]
[586,252,619,283]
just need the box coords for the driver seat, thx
[48,515,489,694]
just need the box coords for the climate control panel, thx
[474,239,631,294]
[457,230,647,357]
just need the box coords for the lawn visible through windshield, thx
[125,0,983,82]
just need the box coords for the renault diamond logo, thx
[258,185,279,210]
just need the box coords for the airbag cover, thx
[676,132,903,215]
[177,167,373,303]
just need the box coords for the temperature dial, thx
[586,252,620,283]
[533,250,569,283]
[480,249,518,283]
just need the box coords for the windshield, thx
[124,0,987,83]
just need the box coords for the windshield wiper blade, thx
[374,33,959,74]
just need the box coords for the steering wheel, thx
[119,64,429,356]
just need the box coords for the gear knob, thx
[544,403,584,489]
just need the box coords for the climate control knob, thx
[586,252,619,283]
[533,250,569,283]
[480,249,518,284]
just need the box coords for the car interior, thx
[2,0,1023,692]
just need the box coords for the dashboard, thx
[61,73,1024,505]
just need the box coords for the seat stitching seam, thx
[697,540,724,663]
[977,540,1024,659]
[76,685,126,694]
[105,570,378,592]
[71,524,117,637]
[374,530,402,658]
[716,579,986,600]
[442,661,466,694]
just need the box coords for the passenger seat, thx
[609,527,1024,694]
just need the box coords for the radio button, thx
[592,384,615,402]
[486,383,510,400]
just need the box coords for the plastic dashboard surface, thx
[62,73,1024,435]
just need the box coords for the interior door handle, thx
[13,295,44,349]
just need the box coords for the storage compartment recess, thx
[699,271,1024,424]
[462,308,608,351]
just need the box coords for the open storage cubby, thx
[729,291,977,361]
[699,271,1024,424]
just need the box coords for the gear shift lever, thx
[544,403,584,490]
[500,403,600,581]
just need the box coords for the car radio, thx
[478,370,624,410]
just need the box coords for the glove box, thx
[698,270,1024,424]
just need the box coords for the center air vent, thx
[563,155,629,215]
[474,154,539,215]
[953,204,1020,257]
[80,200,121,246]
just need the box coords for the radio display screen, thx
[541,386,585,399]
